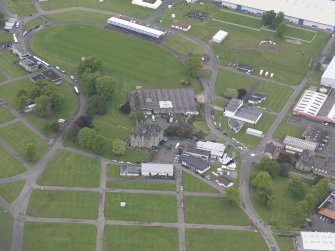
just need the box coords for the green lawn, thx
[23,222,96,251]
[0,145,26,178]
[40,0,153,19]
[37,150,101,187]
[186,229,267,251]
[275,235,294,251]
[0,207,13,251]
[214,98,228,108]
[27,190,99,219]
[0,49,26,77]
[273,120,304,139]
[44,10,111,23]
[192,120,210,131]
[182,172,218,193]
[0,79,34,109]
[104,225,178,251]
[0,122,49,163]
[0,31,12,42]
[0,181,25,203]
[23,18,43,31]
[2,0,36,16]
[0,105,14,124]
[184,196,250,225]
[164,34,205,55]
[0,71,6,82]
[105,192,177,222]
[107,179,176,191]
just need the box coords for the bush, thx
[75,116,94,128]
[120,101,131,114]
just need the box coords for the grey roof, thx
[215,176,232,186]
[283,136,318,151]
[31,75,44,82]
[264,142,277,155]
[141,163,174,174]
[20,56,38,67]
[120,164,140,175]
[301,126,327,144]
[181,155,210,171]
[228,118,244,131]
[225,98,242,113]
[129,88,199,114]
[133,120,163,139]
[235,106,262,122]
[41,69,61,81]
[318,89,335,117]
[185,147,210,157]
[300,150,335,176]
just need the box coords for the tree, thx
[275,11,285,29]
[288,177,306,199]
[87,95,107,116]
[81,71,101,96]
[262,10,276,27]
[279,162,291,177]
[75,116,93,128]
[257,156,280,178]
[77,127,97,149]
[35,95,52,117]
[92,135,105,153]
[0,11,4,26]
[293,203,308,224]
[78,57,102,75]
[49,122,60,132]
[224,186,240,205]
[185,56,201,78]
[120,101,131,114]
[277,22,286,38]
[25,143,36,162]
[112,139,126,155]
[237,88,247,99]
[223,88,238,98]
[315,62,322,72]
[165,123,194,139]
[95,76,114,100]
[251,171,272,191]
[66,123,80,143]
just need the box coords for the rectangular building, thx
[171,21,191,31]
[196,141,225,158]
[19,56,40,73]
[212,30,228,43]
[224,98,262,124]
[185,147,210,161]
[283,136,318,153]
[141,163,174,176]
[321,56,335,88]
[297,231,335,251]
[181,155,211,174]
[132,0,162,9]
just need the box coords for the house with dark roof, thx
[264,141,283,160]
[19,56,40,73]
[119,163,140,177]
[129,120,164,148]
[215,176,234,188]
[224,98,262,124]
[184,146,210,161]
[181,155,211,174]
[41,69,62,85]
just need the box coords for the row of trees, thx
[223,88,247,99]
[262,10,286,37]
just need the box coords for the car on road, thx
[250,153,256,157]
[70,75,75,80]
[180,186,183,191]
[61,70,66,73]
[55,66,60,70]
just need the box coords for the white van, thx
[175,142,180,149]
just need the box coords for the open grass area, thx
[0,206,13,251]
[0,71,6,82]
[186,229,267,251]
[214,98,228,108]
[182,172,217,193]
[44,10,111,23]
[0,122,48,163]
[40,0,153,19]
[105,192,177,222]
[0,49,26,77]
[273,119,304,139]
[0,79,34,109]
[2,0,36,16]
[275,235,294,251]
[27,190,99,219]
[24,222,96,251]
[0,31,12,42]
[164,34,205,55]
[104,225,178,251]
[38,150,101,187]
[192,120,210,131]
[0,145,26,178]
[0,181,25,203]
[184,196,250,225]
[23,17,43,31]
[0,105,14,124]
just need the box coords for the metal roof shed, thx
[212,30,228,43]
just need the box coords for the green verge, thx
[105,192,177,222]
[192,120,210,131]
[27,190,99,219]
[37,150,101,187]
[186,229,268,251]
[44,10,111,23]
[0,105,14,124]
[0,206,13,251]
[23,18,43,31]
[163,34,205,55]
[0,49,26,77]
[104,225,179,251]
[275,235,294,251]
[0,181,25,203]
[0,122,49,163]
[184,196,250,225]
[182,172,218,193]
[273,119,304,139]
[107,179,176,191]
[0,145,26,178]
[23,222,96,251]
[0,31,12,42]
[0,71,6,82]
[0,79,34,109]
[2,0,36,16]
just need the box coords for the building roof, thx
[222,0,335,27]
[294,90,328,116]
[212,30,228,40]
[141,163,174,174]
[120,164,140,175]
[302,126,327,144]
[107,17,165,37]
[300,231,335,251]
[132,120,163,140]
[181,155,211,171]
[185,147,210,157]
[215,176,233,187]
[318,207,335,220]
[264,142,277,155]
[322,56,335,81]
[196,141,225,157]
[225,98,243,113]
[41,69,61,81]
[234,106,262,122]
[129,88,199,114]
[171,20,191,29]
[20,56,38,67]
[283,136,318,151]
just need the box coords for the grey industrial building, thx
[184,147,210,161]
[19,56,40,73]
[224,98,263,124]
[181,155,211,174]
[283,136,318,153]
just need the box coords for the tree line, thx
[262,10,287,37]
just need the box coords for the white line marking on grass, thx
[211,18,261,31]
[219,9,262,20]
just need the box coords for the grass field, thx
[2,0,36,16]
[23,18,43,31]
[38,150,101,187]
[104,225,178,251]
[0,72,6,82]
[40,0,153,19]
[0,49,26,77]
[0,122,49,163]
[275,235,294,251]
[182,172,218,193]
[24,222,96,251]
[0,181,25,203]
[192,120,210,131]
[0,207,12,251]
[105,192,177,222]
[0,79,34,109]
[0,105,14,124]
[0,145,26,178]
[273,120,304,139]
[44,10,111,23]
[184,196,250,225]
[214,98,228,108]
[164,34,205,56]
[186,229,267,251]
[27,190,99,219]
[0,31,12,42]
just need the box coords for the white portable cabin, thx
[212,30,228,43]
[246,128,264,138]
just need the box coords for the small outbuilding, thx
[212,30,228,43]
[171,21,191,31]
[181,155,211,174]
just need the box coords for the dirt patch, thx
[286,39,302,45]
[259,40,279,49]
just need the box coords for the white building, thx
[141,163,174,176]
[196,141,226,158]
[246,128,264,138]
[297,231,335,251]
[224,98,263,124]
[321,56,335,88]
[132,0,162,9]
[171,21,191,31]
[219,0,335,32]
[212,30,228,43]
